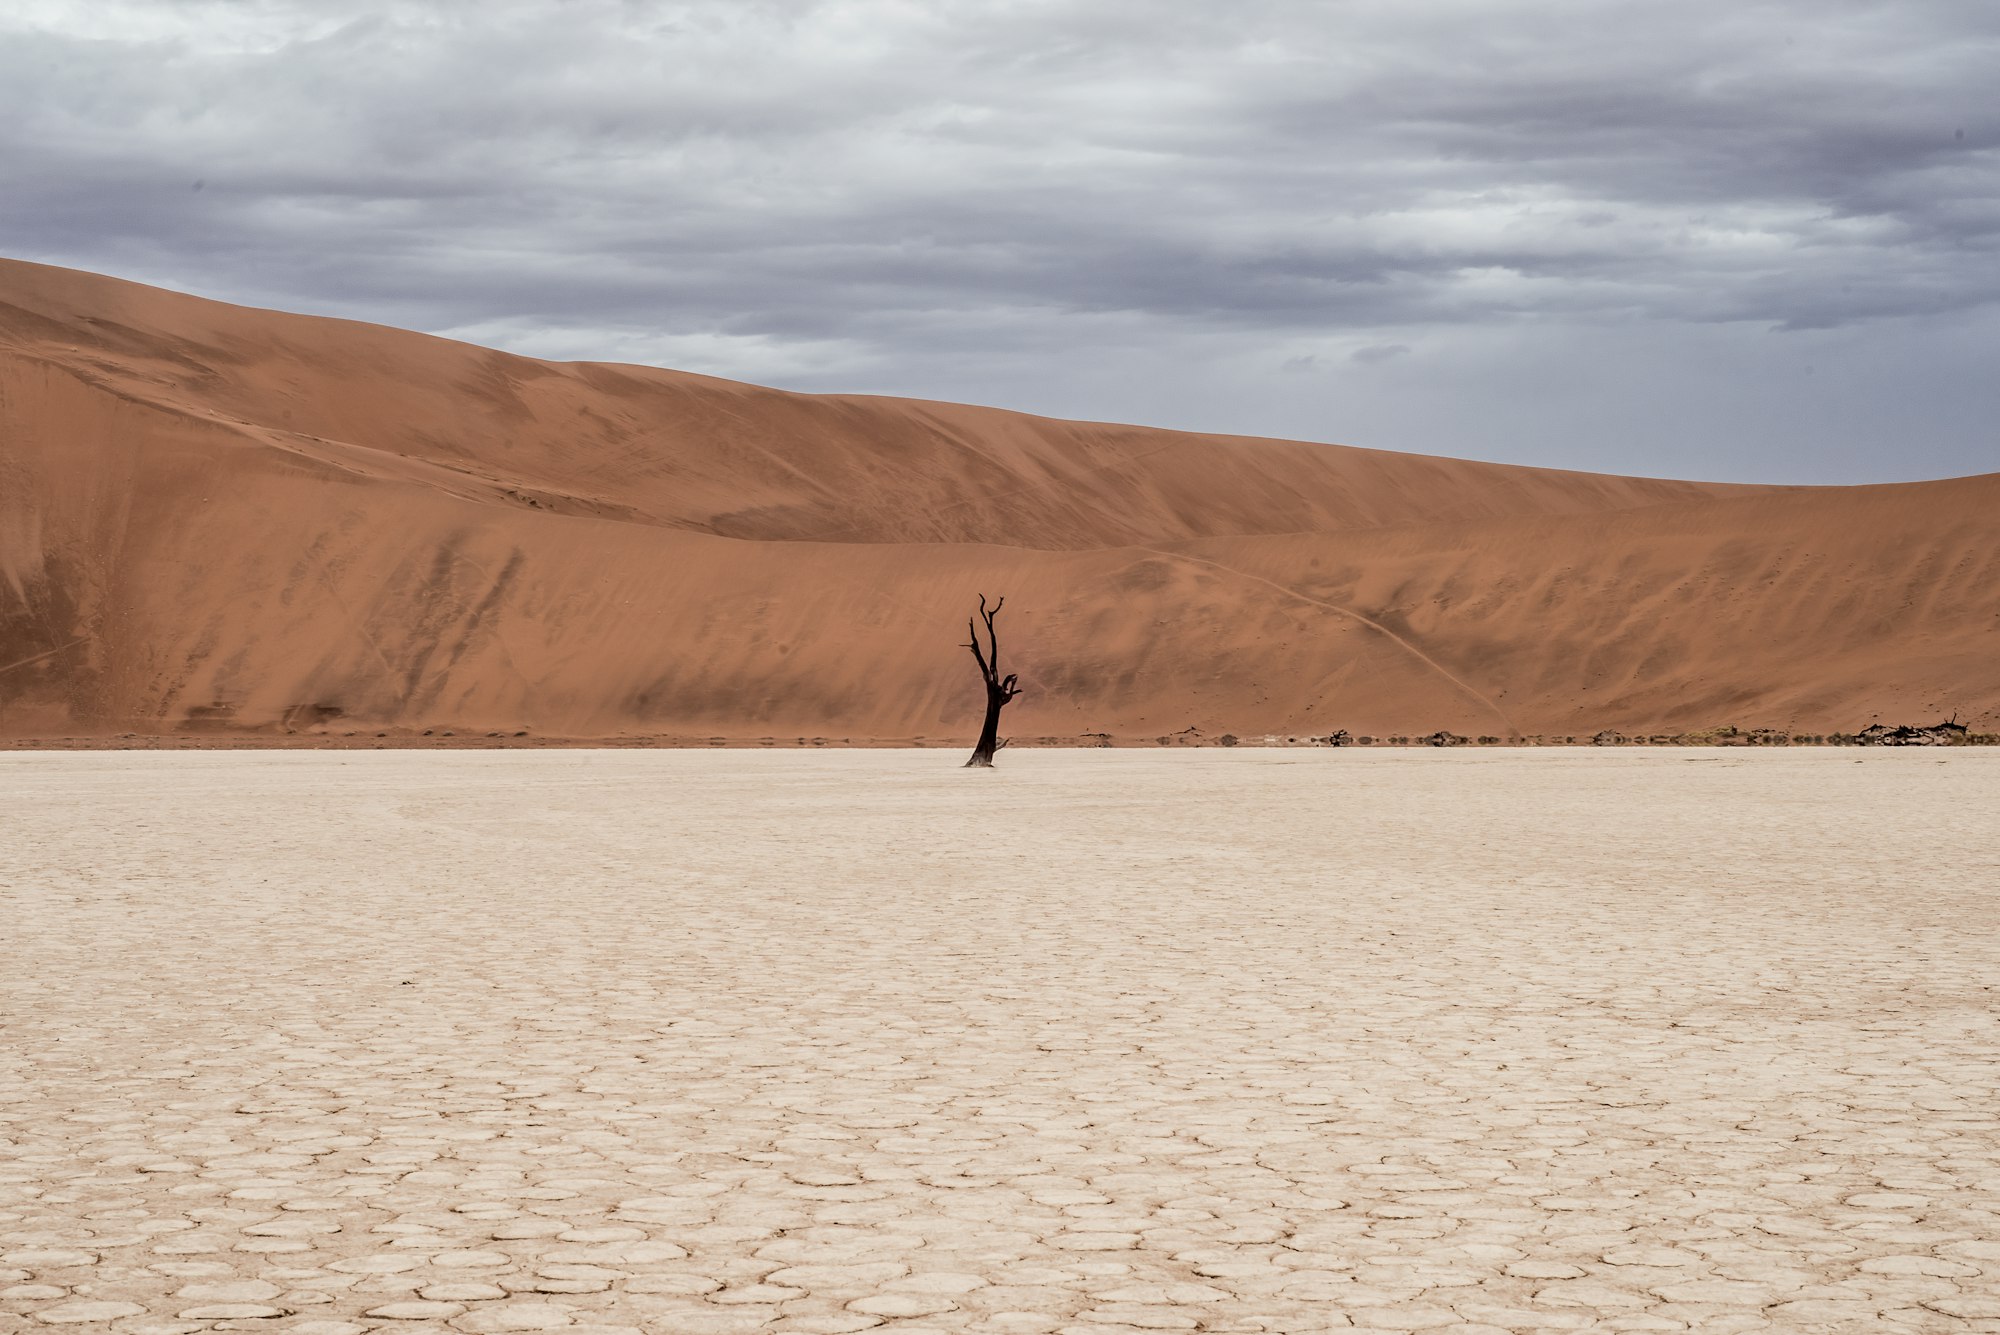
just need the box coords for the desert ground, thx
[4,749,1998,1334]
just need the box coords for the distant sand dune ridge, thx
[2,257,1995,742]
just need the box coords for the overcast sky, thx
[4,0,1995,483]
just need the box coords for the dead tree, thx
[963,594,1021,768]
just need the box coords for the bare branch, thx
[978,594,1003,668]
[966,615,992,679]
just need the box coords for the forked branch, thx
[965,594,1005,685]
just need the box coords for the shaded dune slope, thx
[3,258,1993,741]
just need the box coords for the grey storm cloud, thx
[3,0,1996,482]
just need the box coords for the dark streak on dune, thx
[1,257,1995,744]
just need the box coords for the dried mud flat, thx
[3,750,1998,1335]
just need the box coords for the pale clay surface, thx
[2,749,1997,1335]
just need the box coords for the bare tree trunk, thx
[963,594,1020,768]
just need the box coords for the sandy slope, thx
[2,257,1993,741]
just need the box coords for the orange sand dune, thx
[2,258,1993,743]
